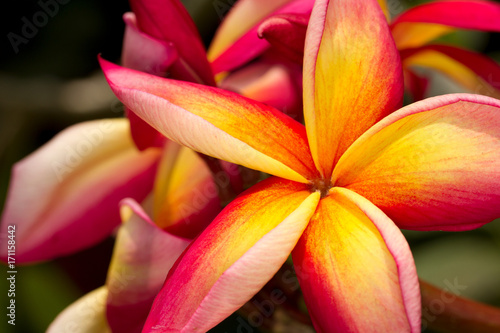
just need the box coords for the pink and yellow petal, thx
[100,58,318,183]
[106,199,190,333]
[391,23,455,50]
[210,0,314,74]
[208,0,293,66]
[143,177,320,332]
[47,287,111,333]
[303,0,403,179]
[401,45,500,99]
[0,119,160,263]
[129,0,214,85]
[333,94,500,231]
[390,1,500,49]
[153,141,221,239]
[391,1,500,32]
[292,188,420,333]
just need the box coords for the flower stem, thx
[420,279,500,333]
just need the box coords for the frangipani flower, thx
[122,0,313,149]
[260,0,500,100]
[48,142,223,333]
[0,119,227,263]
[101,0,500,332]
[0,0,261,265]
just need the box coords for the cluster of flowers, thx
[2,0,500,332]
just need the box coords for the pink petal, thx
[209,0,314,74]
[121,12,178,76]
[143,177,320,332]
[0,119,160,263]
[121,12,176,150]
[258,13,309,64]
[391,0,500,32]
[129,0,214,85]
[126,111,166,151]
[106,199,190,333]
[404,69,430,102]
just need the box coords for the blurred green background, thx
[0,0,499,332]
